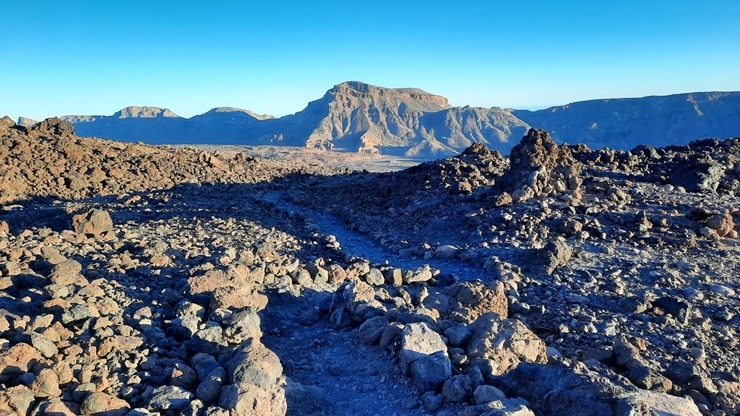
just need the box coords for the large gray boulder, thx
[467,313,547,377]
[399,322,448,375]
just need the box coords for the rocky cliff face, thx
[514,92,740,150]
[48,85,740,158]
[114,106,179,119]
[293,82,527,157]
[302,81,451,153]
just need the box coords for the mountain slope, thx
[256,81,454,151]
[48,84,740,157]
[61,106,273,145]
[275,82,528,157]
[514,92,740,149]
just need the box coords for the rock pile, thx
[0,117,345,204]
[0,210,293,415]
[497,128,583,204]
[327,276,542,414]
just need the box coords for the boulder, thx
[196,366,227,404]
[632,389,702,416]
[403,266,434,284]
[72,209,113,237]
[451,280,508,323]
[532,239,572,275]
[223,310,262,343]
[0,343,42,383]
[441,374,473,403]
[399,322,448,375]
[435,245,458,259]
[188,268,268,312]
[211,284,268,312]
[473,384,508,405]
[49,259,83,285]
[495,362,701,416]
[383,268,403,286]
[498,129,583,203]
[225,338,283,390]
[668,159,725,193]
[80,392,130,416]
[495,363,626,416]
[329,280,377,328]
[34,399,77,416]
[358,316,390,345]
[0,385,35,415]
[148,385,194,411]
[467,313,547,377]
[652,296,690,322]
[30,117,75,137]
[365,268,385,286]
[31,368,62,398]
[613,335,672,391]
[218,381,287,416]
[411,351,452,392]
[705,211,735,237]
[327,264,348,285]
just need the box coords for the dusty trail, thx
[258,191,473,415]
[264,191,488,281]
[260,291,437,416]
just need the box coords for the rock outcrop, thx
[498,128,583,203]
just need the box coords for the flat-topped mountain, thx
[40,83,740,157]
[16,116,38,127]
[202,107,275,121]
[116,106,179,118]
[264,81,528,156]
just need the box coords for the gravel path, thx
[260,290,440,416]
[264,191,487,281]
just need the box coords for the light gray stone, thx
[399,322,447,375]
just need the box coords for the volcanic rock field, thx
[0,117,738,416]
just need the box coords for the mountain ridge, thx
[513,91,740,150]
[23,82,740,158]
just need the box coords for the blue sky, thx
[2,0,739,121]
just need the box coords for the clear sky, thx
[2,0,739,121]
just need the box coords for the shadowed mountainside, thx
[514,91,740,150]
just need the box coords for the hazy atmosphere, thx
[2,0,739,121]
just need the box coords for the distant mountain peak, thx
[114,106,179,119]
[326,81,451,113]
[204,107,275,120]
[332,81,448,100]
[17,116,38,127]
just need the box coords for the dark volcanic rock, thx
[494,363,701,416]
[498,128,583,203]
[30,117,75,137]
[668,158,725,193]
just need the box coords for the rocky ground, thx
[0,117,738,415]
